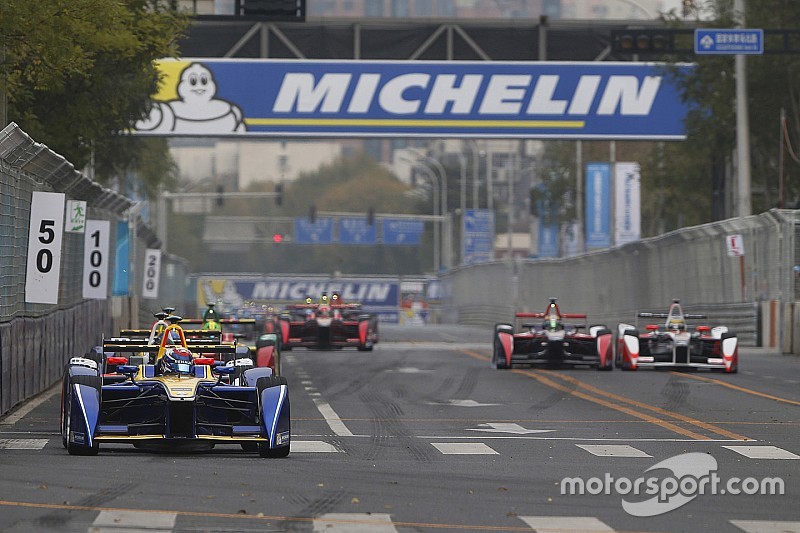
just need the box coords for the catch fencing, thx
[0,123,176,417]
[442,209,797,348]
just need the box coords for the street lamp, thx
[400,156,440,273]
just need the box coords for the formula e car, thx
[493,298,613,370]
[278,293,378,351]
[61,320,290,457]
[616,300,738,372]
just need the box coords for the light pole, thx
[400,156,440,273]
[409,150,450,269]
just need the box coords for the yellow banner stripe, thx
[244,118,585,129]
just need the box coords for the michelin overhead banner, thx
[133,59,690,139]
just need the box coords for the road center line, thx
[670,371,800,406]
[542,370,750,441]
[460,349,749,441]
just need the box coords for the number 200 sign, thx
[25,192,66,304]
[142,248,162,299]
[82,220,110,299]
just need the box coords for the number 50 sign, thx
[26,192,66,304]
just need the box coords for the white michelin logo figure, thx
[136,62,246,134]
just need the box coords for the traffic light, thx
[272,233,283,243]
[309,204,317,224]
[611,29,674,54]
[275,183,283,206]
[367,207,375,226]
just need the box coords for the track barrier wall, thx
[441,209,797,350]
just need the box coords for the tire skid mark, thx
[360,390,436,463]
[460,348,749,441]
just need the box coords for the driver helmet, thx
[161,347,193,374]
[203,319,221,332]
[546,316,562,331]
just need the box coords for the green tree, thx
[663,0,800,214]
[1,0,187,197]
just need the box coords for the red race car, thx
[278,293,378,351]
[493,298,613,370]
[616,299,738,372]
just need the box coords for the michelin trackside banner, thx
[133,59,691,139]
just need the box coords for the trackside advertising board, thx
[198,277,401,323]
[133,59,691,140]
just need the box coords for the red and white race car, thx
[616,300,738,373]
[493,298,614,370]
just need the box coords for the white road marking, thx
[466,422,554,435]
[385,367,435,373]
[0,438,49,450]
[576,444,652,457]
[432,442,498,454]
[313,513,398,532]
[312,399,354,437]
[291,440,340,452]
[730,520,800,533]
[89,510,176,533]
[723,445,800,459]
[518,516,614,532]
[428,399,500,407]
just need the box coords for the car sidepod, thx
[256,376,291,457]
[493,324,514,369]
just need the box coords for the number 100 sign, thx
[82,220,110,299]
[25,192,66,304]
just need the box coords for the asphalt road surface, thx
[0,324,798,532]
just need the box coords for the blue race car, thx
[61,319,290,457]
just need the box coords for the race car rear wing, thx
[102,342,238,355]
[637,312,707,319]
[179,318,257,325]
[515,312,587,319]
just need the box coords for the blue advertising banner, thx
[538,219,559,257]
[294,217,334,244]
[197,276,401,322]
[339,217,377,244]
[383,219,424,245]
[112,221,129,296]
[463,209,495,264]
[585,162,611,249]
[133,59,691,139]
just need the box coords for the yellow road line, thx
[461,349,749,441]
[514,369,711,441]
[0,500,560,532]
[544,370,750,441]
[670,371,800,407]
